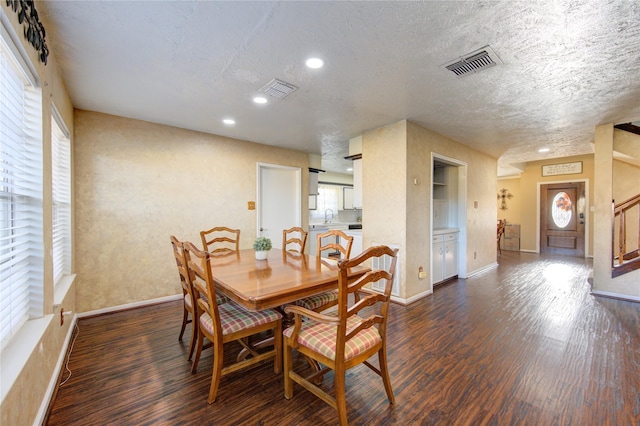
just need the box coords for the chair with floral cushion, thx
[183,241,282,404]
[283,245,399,426]
[282,227,308,253]
[293,229,353,313]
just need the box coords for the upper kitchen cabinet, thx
[343,186,355,210]
[353,158,362,209]
[309,168,323,195]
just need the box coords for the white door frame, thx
[256,163,302,247]
[431,153,468,283]
[536,178,589,256]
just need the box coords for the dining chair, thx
[171,235,229,362]
[200,226,240,255]
[282,227,308,253]
[170,235,199,361]
[182,241,282,404]
[293,229,354,313]
[283,245,399,426]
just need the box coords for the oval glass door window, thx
[552,192,573,228]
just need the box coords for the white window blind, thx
[51,107,71,285]
[1,25,44,350]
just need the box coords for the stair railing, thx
[612,193,640,277]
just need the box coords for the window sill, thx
[0,274,76,404]
[55,274,76,306]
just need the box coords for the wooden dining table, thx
[208,248,369,311]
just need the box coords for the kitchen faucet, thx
[324,209,334,223]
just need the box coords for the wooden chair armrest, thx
[283,305,339,324]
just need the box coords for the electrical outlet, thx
[418,266,427,279]
[60,308,72,326]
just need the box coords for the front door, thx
[257,163,301,249]
[540,182,585,256]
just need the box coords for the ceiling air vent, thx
[260,78,298,99]
[442,45,502,78]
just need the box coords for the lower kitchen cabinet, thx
[432,231,458,285]
[344,230,362,257]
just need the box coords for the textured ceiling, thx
[36,1,640,176]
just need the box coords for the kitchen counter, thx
[309,222,361,230]
[309,224,329,230]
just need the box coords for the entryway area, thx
[539,181,586,257]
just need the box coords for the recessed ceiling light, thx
[538,148,550,153]
[223,118,235,125]
[347,168,353,172]
[253,96,268,104]
[306,58,324,69]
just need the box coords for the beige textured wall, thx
[363,120,497,300]
[408,122,497,287]
[593,124,640,297]
[74,110,309,312]
[497,178,521,224]
[1,4,76,425]
[519,154,594,255]
[362,121,407,292]
[406,123,432,297]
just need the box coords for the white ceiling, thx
[36,1,640,176]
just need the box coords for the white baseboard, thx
[77,294,183,318]
[34,314,78,426]
[590,290,640,303]
[390,288,433,306]
[466,262,498,278]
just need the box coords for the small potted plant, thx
[253,236,272,260]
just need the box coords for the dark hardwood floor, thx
[45,252,640,425]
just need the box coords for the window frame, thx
[1,20,44,350]
[51,105,71,286]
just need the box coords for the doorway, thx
[431,154,468,286]
[540,182,586,256]
[257,163,301,249]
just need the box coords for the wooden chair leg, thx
[283,339,293,399]
[334,367,348,426]
[207,341,224,404]
[178,307,188,341]
[273,321,283,374]
[378,348,395,404]
[187,316,198,361]
[191,330,204,374]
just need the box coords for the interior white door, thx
[257,163,301,249]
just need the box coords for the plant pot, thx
[255,250,268,260]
